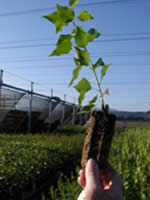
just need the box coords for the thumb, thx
[85,159,100,189]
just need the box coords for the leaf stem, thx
[89,60,104,109]
[72,20,105,110]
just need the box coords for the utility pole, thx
[48,89,53,132]
[28,81,33,133]
[79,105,82,125]
[0,70,4,111]
[62,94,66,126]
[72,98,76,125]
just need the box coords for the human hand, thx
[77,159,122,200]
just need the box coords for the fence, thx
[0,70,88,133]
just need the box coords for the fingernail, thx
[87,159,96,170]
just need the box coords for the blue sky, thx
[0,0,150,111]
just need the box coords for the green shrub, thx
[109,128,150,200]
[44,128,150,200]
[56,125,86,135]
[0,131,84,197]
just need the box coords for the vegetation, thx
[0,125,149,200]
[43,127,150,200]
[56,125,86,135]
[0,128,84,198]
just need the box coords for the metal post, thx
[51,88,53,97]
[48,89,53,132]
[0,70,4,111]
[28,82,33,133]
[72,98,76,125]
[79,106,82,125]
[62,94,66,126]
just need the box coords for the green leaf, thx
[75,47,90,66]
[69,0,79,7]
[88,96,98,105]
[43,4,74,33]
[78,10,94,22]
[50,34,72,56]
[81,104,95,113]
[101,65,110,80]
[74,78,91,104]
[81,96,97,113]
[88,28,100,42]
[69,59,81,87]
[93,58,104,70]
[75,27,88,48]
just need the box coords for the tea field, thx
[0,126,85,199]
[0,125,150,200]
[44,126,150,200]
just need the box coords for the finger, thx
[79,169,85,177]
[85,159,100,189]
[78,169,85,180]
[78,169,86,187]
[78,176,86,188]
[99,169,113,190]
[104,184,111,190]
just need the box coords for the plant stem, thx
[89,60,105,109]
[72,20,105,110]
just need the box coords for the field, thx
[116,120,150,129]
[0,126,85,199]
[46,123,150,200]
[0,123,150,200]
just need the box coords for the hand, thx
[77,159,122,200]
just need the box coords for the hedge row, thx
[0,129,85,199]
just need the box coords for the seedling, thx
[44,0,116,170]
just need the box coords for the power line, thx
[0,32,150,45]
[1,52,150,65]
[4,70,34,83]
[0,0,140,17]
[0,37,150,51]
[0,43,55,50]
[2,64,150,69]
[101,32,150,37]
[0,38,56,45]
[93,37,150,43]
[0,50,150,61]
[40,82,150,85]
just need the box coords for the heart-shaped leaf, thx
[69,0,79,7]
[78,10,94,21]
[43,4,74,33]
[101,64,110,80]
[74,78,91,104]
[50,34,72,56]
[88,96,98,105]
[75,26,88,48]
[88,28,100,42]
[69,58,82,87]
[93,58,104,70]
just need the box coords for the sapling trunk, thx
[81,105,116,170]
[80,62,116,170]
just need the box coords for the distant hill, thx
[94,107,150,120]
[110,109,150,120]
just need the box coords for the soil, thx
[81,105,116,169]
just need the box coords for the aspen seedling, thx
[44,0,116,170]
